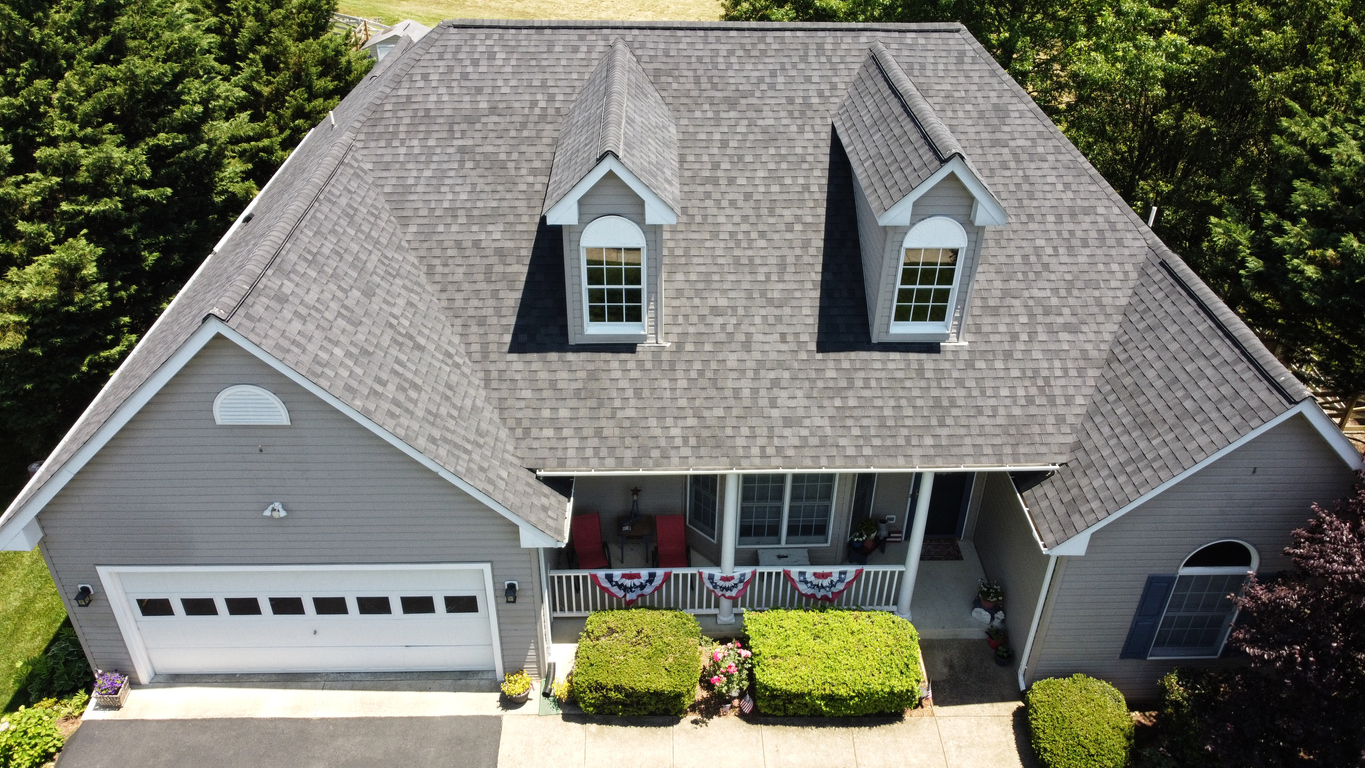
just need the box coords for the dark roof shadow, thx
[817,129,939,355]
[508,218,636,354]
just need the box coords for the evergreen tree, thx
[0,0,370,497]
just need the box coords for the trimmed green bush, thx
[0,694,85,768]
[1026,674,1133,768]
[745,609,923,716]
[572,610,701,716]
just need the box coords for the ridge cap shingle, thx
[868,41,963,162]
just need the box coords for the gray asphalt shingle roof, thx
[2,22,1312,546]
[544,39,680,217]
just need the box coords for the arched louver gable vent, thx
[213,385,291,426]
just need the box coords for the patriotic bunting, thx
[699,569,756,600]
[590,570,671,605]
[784,568,863,602]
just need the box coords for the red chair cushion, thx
[571,513,609,569]
[655,514,688,568]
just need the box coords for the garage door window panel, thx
[401,596,436,614]
[225,597,262,615]
[445,595,478,613]
[357,596,391,614]
[181,598,218,616]
[313,596,348,615]
[269,597,306,615]
[137,598,175,617]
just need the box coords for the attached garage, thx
[98,564,503,682]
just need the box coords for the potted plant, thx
[977,579,1004,611]
[986,624,1008,650]
[850,519,880,551]
[994,645,1013,666]
[93,670,130,709]
[501,670,534,704]
[704,640,753,711]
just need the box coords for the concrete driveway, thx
[56,717,502,768]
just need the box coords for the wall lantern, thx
[262,502,288,519]
[504,581,518,604]
[74,584,94,607]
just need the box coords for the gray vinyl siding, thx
[1028,414,1356,701]
[38,337,546,680]
[870,473,914,523]
[562,475,688,568]
[972,473,1049,657]
[859,174,985,344]
[853,174,888,334]
[562,172,663,344]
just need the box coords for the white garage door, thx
[103,565,500,677]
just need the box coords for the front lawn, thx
[336,0,722,30]
[0,548,68,711]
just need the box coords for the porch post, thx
[717,472,741,624]
[896,472,934,619]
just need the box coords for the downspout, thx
[1018,553,1057,691]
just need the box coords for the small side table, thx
[614,515,655,563]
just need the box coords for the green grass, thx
[337,0,722,31]
[0,548,67,712]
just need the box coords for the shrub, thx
[745,609,923,717]
[11,625,92,706]
[1026,674,1133,768]
[572,610,701,716]
[0,702,64,768]
[1151,669,1220,768]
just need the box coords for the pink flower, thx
[710,676,724,686]
[712,650,724,662]
[734,641,742,648]
[726,663,737,674]
[739,649,752,658]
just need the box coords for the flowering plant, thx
[704,641,753,699]
[849,518,880,543]
[501,670,533,697]
[94,670,127,697]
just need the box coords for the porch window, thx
[1149,540,1257,659]
[739,473,836,547]
[687,475,719,540]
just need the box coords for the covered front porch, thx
[543,469,1047,642]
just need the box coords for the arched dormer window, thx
[581,215,646,335]
[1147,540,1257,659]
[890,217,968,334]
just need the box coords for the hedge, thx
[572,610,701,716]
[1153,669,1220,768]
[745,609,923,716]
[1025,674,1133,768]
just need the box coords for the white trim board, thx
[874,157,1008,227]
[97,562,505,684]
[544,156,678,226]
[1048,402,1364,556]
[536,464,1061,477]
[0,318,564,550]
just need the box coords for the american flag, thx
[739,694,754,714]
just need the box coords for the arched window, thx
[581,215,646,334]
[1149,540,1257,659]
[891,217,968,333]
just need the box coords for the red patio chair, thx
[652,514,690,568]
[571,512,611,570]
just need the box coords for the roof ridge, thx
[868,41,963,163]
[441,20,967,31]
[599,39,631,162]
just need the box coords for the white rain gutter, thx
[535,464,1060,478]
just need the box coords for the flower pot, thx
[978,598,996,611]
[504,691,530,705]
[987,638,1001,650]
[94,682,130,710]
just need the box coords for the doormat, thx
[920,540,962,560]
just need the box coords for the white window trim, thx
[686,474,718,542]
[580,215,647,336]
[1146,539,1258,660]
[889,216,968,337]
[737,473,838,549]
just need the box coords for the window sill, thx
[885,326,951,343]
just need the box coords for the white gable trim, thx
[1048,401,1364,556]
[0,317,564,550]
[876,157,1008,227]
[545,155,678,226]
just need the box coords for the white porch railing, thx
[548,566,905,617]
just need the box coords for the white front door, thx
[99,564,502,681]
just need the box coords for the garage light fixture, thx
[504,581,518,603]
[263,502,288,519]
[74,584,94,607]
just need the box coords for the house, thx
[0,21,1359,701]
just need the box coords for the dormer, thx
[834,42,1008,344]
[543,40,679,344]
